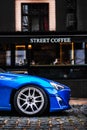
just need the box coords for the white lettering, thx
[30,38,71,43]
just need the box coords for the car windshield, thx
[0,68,5,73]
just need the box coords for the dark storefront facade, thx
[0,0,87,97]
[0,32,87,97]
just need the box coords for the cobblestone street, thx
[0,102,87,130]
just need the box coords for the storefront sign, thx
[30,37,71,43]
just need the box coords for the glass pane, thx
[22,16,29,31]
[0,51,6,66]
[59,43,72,65]
[30,44,56,65]
[31,16,39,31]
[22,5,28,14]
[21,3,49,32]
[15,45,27,66]
[22,27,28,32]
[0,44,11,66]
[22,16,28,26]
[6,50,11,66]
[74,43,85,64]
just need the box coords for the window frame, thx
[15,0,56,31]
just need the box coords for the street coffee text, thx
[30,37,71,43]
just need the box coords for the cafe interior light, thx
[16,45,32,49]
[28,44,32,49]
[16,45,25,49]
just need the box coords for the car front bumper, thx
[49,88,71,112]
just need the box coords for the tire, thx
[14,85,48,116]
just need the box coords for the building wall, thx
[0,0,15,32]
[56,0,67,31]
[0,0,87,32]
[77,0,87,31]
[58,79,87,98]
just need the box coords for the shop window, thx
[59,43,72,65]
[74,43,85,64]
[15,45,27,66]
[0,44,11,66]
[6,50,11,66]
[14,42,86,67]
[29,44,56,65]
[85,43,87,64]
[27,42,82,66]
[0,51,6,66]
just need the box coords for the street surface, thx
[0,98,87,130]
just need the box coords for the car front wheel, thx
[14,85,48,116]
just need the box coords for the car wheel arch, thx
[10,84,50,115]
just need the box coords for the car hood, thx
[0,72,70,95]
[0,72,50,82]
[0,72,28,79]
[0,72,52,89]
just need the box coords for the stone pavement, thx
[0,98,87,130]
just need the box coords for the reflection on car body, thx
[0,68,71,116]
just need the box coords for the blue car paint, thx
[0,72,71,112]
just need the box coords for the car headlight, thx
[50,82,64,90]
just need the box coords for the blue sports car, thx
[0,68,71,116]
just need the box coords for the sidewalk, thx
[70,98,87,105]
[0,98,87,130]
